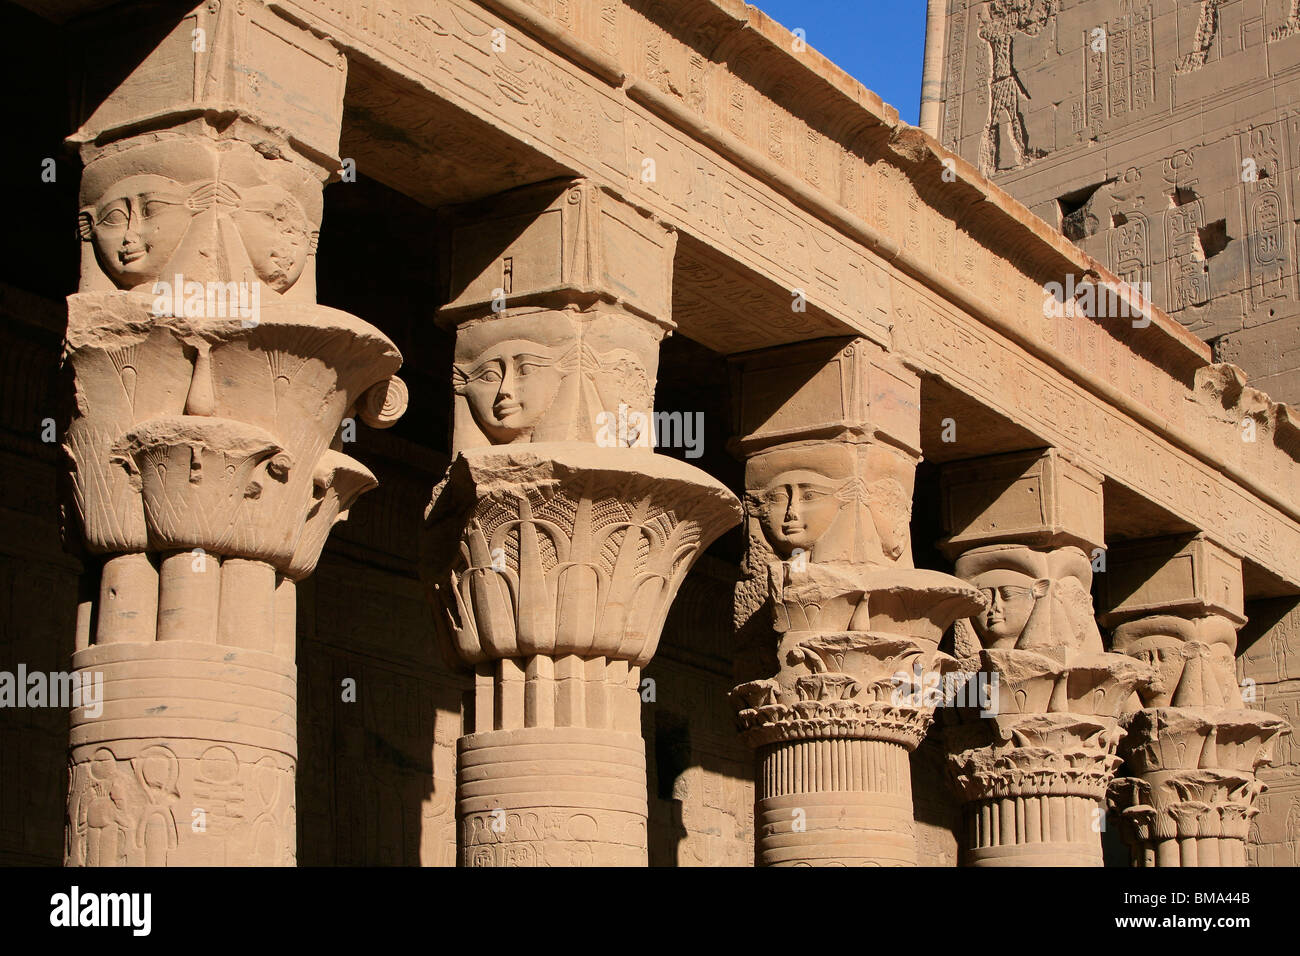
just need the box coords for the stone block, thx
[940,448,1105,557]
[1099,534,1246,627]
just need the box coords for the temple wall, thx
[938,0,1300,403]
[1239,597,1300,865]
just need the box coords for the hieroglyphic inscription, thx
[1241,122,1291,311]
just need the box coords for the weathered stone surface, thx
[2,0,1298,869]
[936,0,1300,396]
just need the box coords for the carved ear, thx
[109,451,141,492]
[77,211,93,241]
[1016,580,1056,650]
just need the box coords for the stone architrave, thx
[422,179,740,866]
[940,449,1154,866]
[1101,535,1291,866]
[728,339,985,866]
[61,2,406,866]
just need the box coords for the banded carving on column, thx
[939,450,1154,867]
[61,2,405,866]
[728,340,984,866]
[1100,535,1291,866]
[422,179,740,867]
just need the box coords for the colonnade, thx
[58,1,1288,867]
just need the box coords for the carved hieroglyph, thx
[60,2,405,865]
[424,179,740,866]
[729,339,985,866]
[1102,536,1291,866]
[941,449,1154,866]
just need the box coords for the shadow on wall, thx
[644,558,756,867]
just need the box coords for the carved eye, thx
[98,206,129,226]
[142,200,175,218]
[517,361,544,376]
[474,367,503,384]
[799,488,828,503]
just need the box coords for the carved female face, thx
[458,340,566,444]
[1121,632,1188,705]
[87,175,195,288]
[973,577,1045,647]
[231,185,313,292]
[759,470,843,557]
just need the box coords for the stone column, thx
[422,180,740,866]
[61,3,406,866]
[1101,535,1290,866]
[939,449,1153,866]
[727,340,984,866]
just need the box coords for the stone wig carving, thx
[450,310,656,448]
[77,138,322,295]
[954,543,1104,653]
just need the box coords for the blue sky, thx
[749,1,928,125]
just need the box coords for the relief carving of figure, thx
[74,748,137,867]
[976,0,1057,174]
[954,544,1103,653]
[757,469,845,559]
[1110,613,1238,709]
[78,140,323,296]
[748,445,914,567]
[228,184,316,293]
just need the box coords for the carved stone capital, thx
[1109,766,1269,867]
[1110,770,1263,843]
[424,443,740,669]
[61,5,399,867]
[947,713,1127,803]
[63,293,401,567]
[1120,706,1289,776]
[733,698,939,750]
